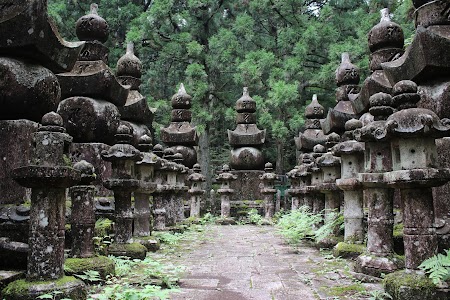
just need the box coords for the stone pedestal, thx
[0,120,38,205]
[230,170,264,201]
[69,143,112,196]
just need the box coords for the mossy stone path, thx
[163,225,383,300]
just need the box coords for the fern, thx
[314,211,344,242]
[276,206,322,244]
[418,250,450,285]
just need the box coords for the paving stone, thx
[168,225,383,299]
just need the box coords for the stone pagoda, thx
[352,8,404,115]
[160,84,198,168]
[295,94,328,162]
[381,0,450,252]
[101,125,147,260]
[0,0,82,270]
[4,112,86,300]
[321,53,360,135]
[187,164,206,218]
[116,42,154,146]
[228,87,266,202]
[57,4,129,196]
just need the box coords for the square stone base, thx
[230,170,264,202]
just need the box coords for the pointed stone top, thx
[137,134,153,152]
[115,124,133,144]
[76,3,109,43]
[336,53,360,86]
[264,162,274,172]
[305,94,325,119]
[380,8,390,21]
[368,8,404,53]
[117,42,142,79]
[236,87,256,113]
[171,83,192,108]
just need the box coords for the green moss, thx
[393,223,404,238]
[323,283,365,296]
[2,276,86,300]
[64,256,115,279]
[254,199,264,205]
[333,242,365,258]
[63,154,72,167]
[383,270,445,300]
[108,243,147,260]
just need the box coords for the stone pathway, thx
[167,225,383,300]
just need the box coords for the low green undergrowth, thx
[276,206,343,245]
[418,249,450,285]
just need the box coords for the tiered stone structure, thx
[67,160,115,279]
[116,43,154,146]
[160,84,198,168]
[57,4,129,196]
[384,81,450,269]
[321,53,360,135]
[352,8,404,115]
[133,135,158,249]
[381,0,450,252]
[316,134,342,242]
[333,119,365,244]
[217,165,238,221]
[382,80,450,299]
[355,92,402,277]
[187,164,206,218]
[309,145,327,217]
[289,95,327,211]
[70,161,97,258]
[260,163,277,219]
[4,113,86,299]
[295,95,328,162]
[101,125,147,259]
[0,0,82,277]
[228,88,266,202]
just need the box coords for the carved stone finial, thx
[76,3,109,43]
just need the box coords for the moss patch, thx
[393,223,403,238]
[333,242,365,259]
[65,256,115,279]
[108,243,147,260]
[383,270,448,300]
[325,283,365,297]
[2,276,86,300]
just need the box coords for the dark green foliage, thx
[47,0,415,175]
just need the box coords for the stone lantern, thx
[286,165,303,210]
[333,119,365,244]
[67,160,115,279]
[355,92,402,277]
[6,112,85,299]
[217,165,238,220]
[187,164,206,218]
[134,135,158,239]
[101,124,147,259]
[309,145,327,216]
[260,163,278,219]
[317,134,342,222]
[384,81,450,270]
[174,152,189,222]
[152,144,171,231]
[382,80,450,299]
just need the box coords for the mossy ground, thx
[383,270,449,300]
[2,276,86,300]
[333,242,366,258]
[108,242,148,260]
[64,256,115,279]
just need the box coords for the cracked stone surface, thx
[166,225,383,300]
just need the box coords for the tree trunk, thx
[276,139,284,174]
[198,122,212,207]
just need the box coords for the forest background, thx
[48,0,415,191]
